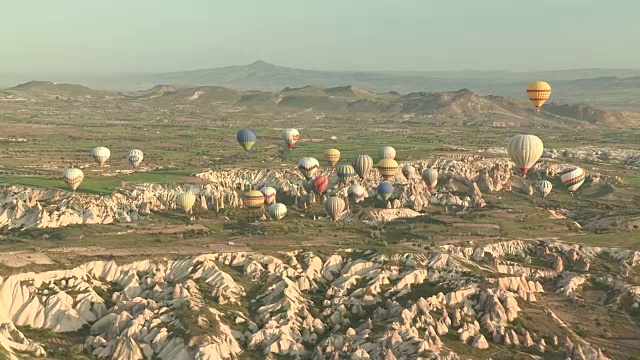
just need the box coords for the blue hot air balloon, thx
[237,129,257,151]
[377,182,394,202]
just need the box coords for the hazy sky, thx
[1,0,638,74]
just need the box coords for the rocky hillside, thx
[0,240,638,359]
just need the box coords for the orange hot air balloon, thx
[526,81,551,111]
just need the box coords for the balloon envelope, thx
[378,146,396,160]
[243,190,265,211]
[176,192,196,213]
[401,165,416,180]
[336,164,356,184]
[91,147,110,167]
[268,203,287,220]
[128,149,144,168]
[507,135,544,174]
[535,180,552,198]
[324,196,346,221]
[62,168,84,191]
[313,176,329,195]
[298,157,320,180]
[526,81,551,111]
[377,158,399,181]
[237,129,257,151]
[352,155,373,179]
[260,186,277,205]
[377,182,394,201]
[324,148,341,166]
[560,167,585,193]
[347,184,366,203]
[282,128,300,149]
[422,168,439,191]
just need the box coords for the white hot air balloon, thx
[91,146,111,167]
[401,164,416,180]
[298,157,320,180]
[176,192,196,214]
[62,168,84,191]
[128,149,144,168]
[268,203,287,220]
[535,180,553,198]
[260,186,277,205]
[422,168,439,191]
[282,128,300,150]
[347,184,366,203]
[560,167,586,193]
[507,135,544,174]
[378,146,396,160]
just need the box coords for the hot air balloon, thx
[128,149,144,168]
[282,128,300,150]
[336,164,356,185]
[237,129,257,151]
[352,155,373,179]
[422,168,439,192]
[347,184,366,203]
[268,203,287,220]
[401,165,416,180]
[535,180,552,198]
[260,186,277,205]
[526,81,551,111]
[377,158,399,181]
[324,196,345,221]
[91,147,110,168]
[243,190,265,211]
[313,176,328,195]
[324,148,341,166]
[176,192,196,214]
[507,135,544,174]
[560,167,585,193]
[62,168,84,191]
[377,182,394,202]
[298,157,320,180]
[378,146,396,160]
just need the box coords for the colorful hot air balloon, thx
[377,158,399,181]
[526,81,551,111]
[535,180,552,198]
[347,184,366,203]
[298,157,320,180]
[378,146,396,160]
[401,165,416,180]
[282,128,300,150]
[243,190,265,211]
[91,147,110,168]
[377,182,394,202]
[62,168,84,191]
[324,148,341,166]
[336,164,356,185]
[324,196,346,221]
[268,203,287,220]
[176,192,196,214]
[128,149,144,168]
[422,168,439,192]
[352,155,373,179]
[260,186,277,205]
[560,167,585,193]
[237,129,257,151]
[313,176,329,195]
[507,135,544,174]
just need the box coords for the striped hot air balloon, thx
[535,180,553,198]
[268,203,287,220]
[237,129,257,151]
[347,184,366,203]
[526,81,551,111]
[401,165,416,180]
[507,135,544,174]
[352,154,373,179]
[91,146,110,167]
[128,149,144,168]
[260,186,277,205]
[243,190,265,211]
[560,167,585,193]
[324,148,341,166]
[313,175,329,195]
[324,196,346,221]
[377,182,394,202]
[336,164,356,185]
[176,192,196,214]
[62,168,84,191]
[377,158,398,181]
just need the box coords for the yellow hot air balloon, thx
[377,158,399,181]
[243,190,265,211]
[324,148,341,166]
[526,81,551,111]
[176,191,196,214]
[507,134,544,174]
